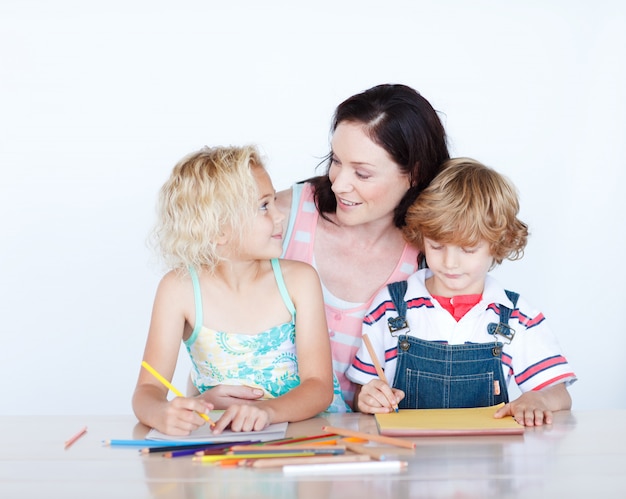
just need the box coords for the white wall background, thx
[1,0,624,415]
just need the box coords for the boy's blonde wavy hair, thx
[403,158,529,267]
[152,145,263,272]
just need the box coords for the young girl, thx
[346,158,577,426]
[132,145,341,436]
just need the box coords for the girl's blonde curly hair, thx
[151,145,264,272]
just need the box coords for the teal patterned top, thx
[185,259,349,412]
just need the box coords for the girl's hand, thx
[356,380,404,414]
[210,404,273,434]
[158,397,213,436]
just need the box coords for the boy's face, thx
[423,238,494,297]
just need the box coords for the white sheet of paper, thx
[146,411,288,443]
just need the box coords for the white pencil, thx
[282,459,408,476]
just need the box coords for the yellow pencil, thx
[141,360,215,427]
[362,334,399,412]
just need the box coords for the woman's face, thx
[329,122,410,227]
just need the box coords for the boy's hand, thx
[494,383,571,426]
[356,380,404,414]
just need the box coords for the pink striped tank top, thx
[282,182,419,408]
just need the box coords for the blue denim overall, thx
[387,281,519,409]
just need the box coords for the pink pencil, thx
[64,426,88,449]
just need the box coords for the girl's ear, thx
[216,232,229,246]
[215,225,233,246]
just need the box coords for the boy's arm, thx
[494,382,572,426]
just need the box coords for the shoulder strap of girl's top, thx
[487,290,519,343]
[386,280,410,335]
[186,266,203,345]
[271,258,296,319]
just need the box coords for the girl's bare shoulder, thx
[276,259,320,286]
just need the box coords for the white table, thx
[1,410,623,498]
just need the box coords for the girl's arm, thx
[132,272,212,435]
[210,261,333,433]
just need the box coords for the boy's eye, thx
[429,244,443,250]
[260,202,269,211]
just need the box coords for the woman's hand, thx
[195,385,265,410]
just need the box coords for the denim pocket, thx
[401,369,495,409]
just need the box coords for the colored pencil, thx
[165,440,259,458]
[262,433,338,445]
[362,334,399,412]
[141,441,243,454]
[141,361,215,427]
[248,454,371,468]
[342,442,398,461]
[321,425,416,449]
[229,445,345,455]
[64,426,87,449]
[230,444,346,454]
[104,439,212,447]
[282,459,408,475]
[193,452,316,463]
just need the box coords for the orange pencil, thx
[321,425,416,450]
[362,334,399,412]
[64,426,87,449]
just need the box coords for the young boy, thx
[346,158,576,426]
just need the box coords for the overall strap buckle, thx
[387,280,410,337]
[487,290,519,345]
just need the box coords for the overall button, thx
[492,346,502,356]
[400,340,410,351]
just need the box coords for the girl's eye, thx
[355,171,371,180]
[462,247,477,254]
[260,202,269,212]
[330,155,340,166]
[430,244,443,251]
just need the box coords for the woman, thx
[278,84,449,407]
[191,84,449,409]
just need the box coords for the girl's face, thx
[423,238,494,297]
[329,122,410,227]
[238,166,285,260]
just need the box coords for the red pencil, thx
[64,426,88,449]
